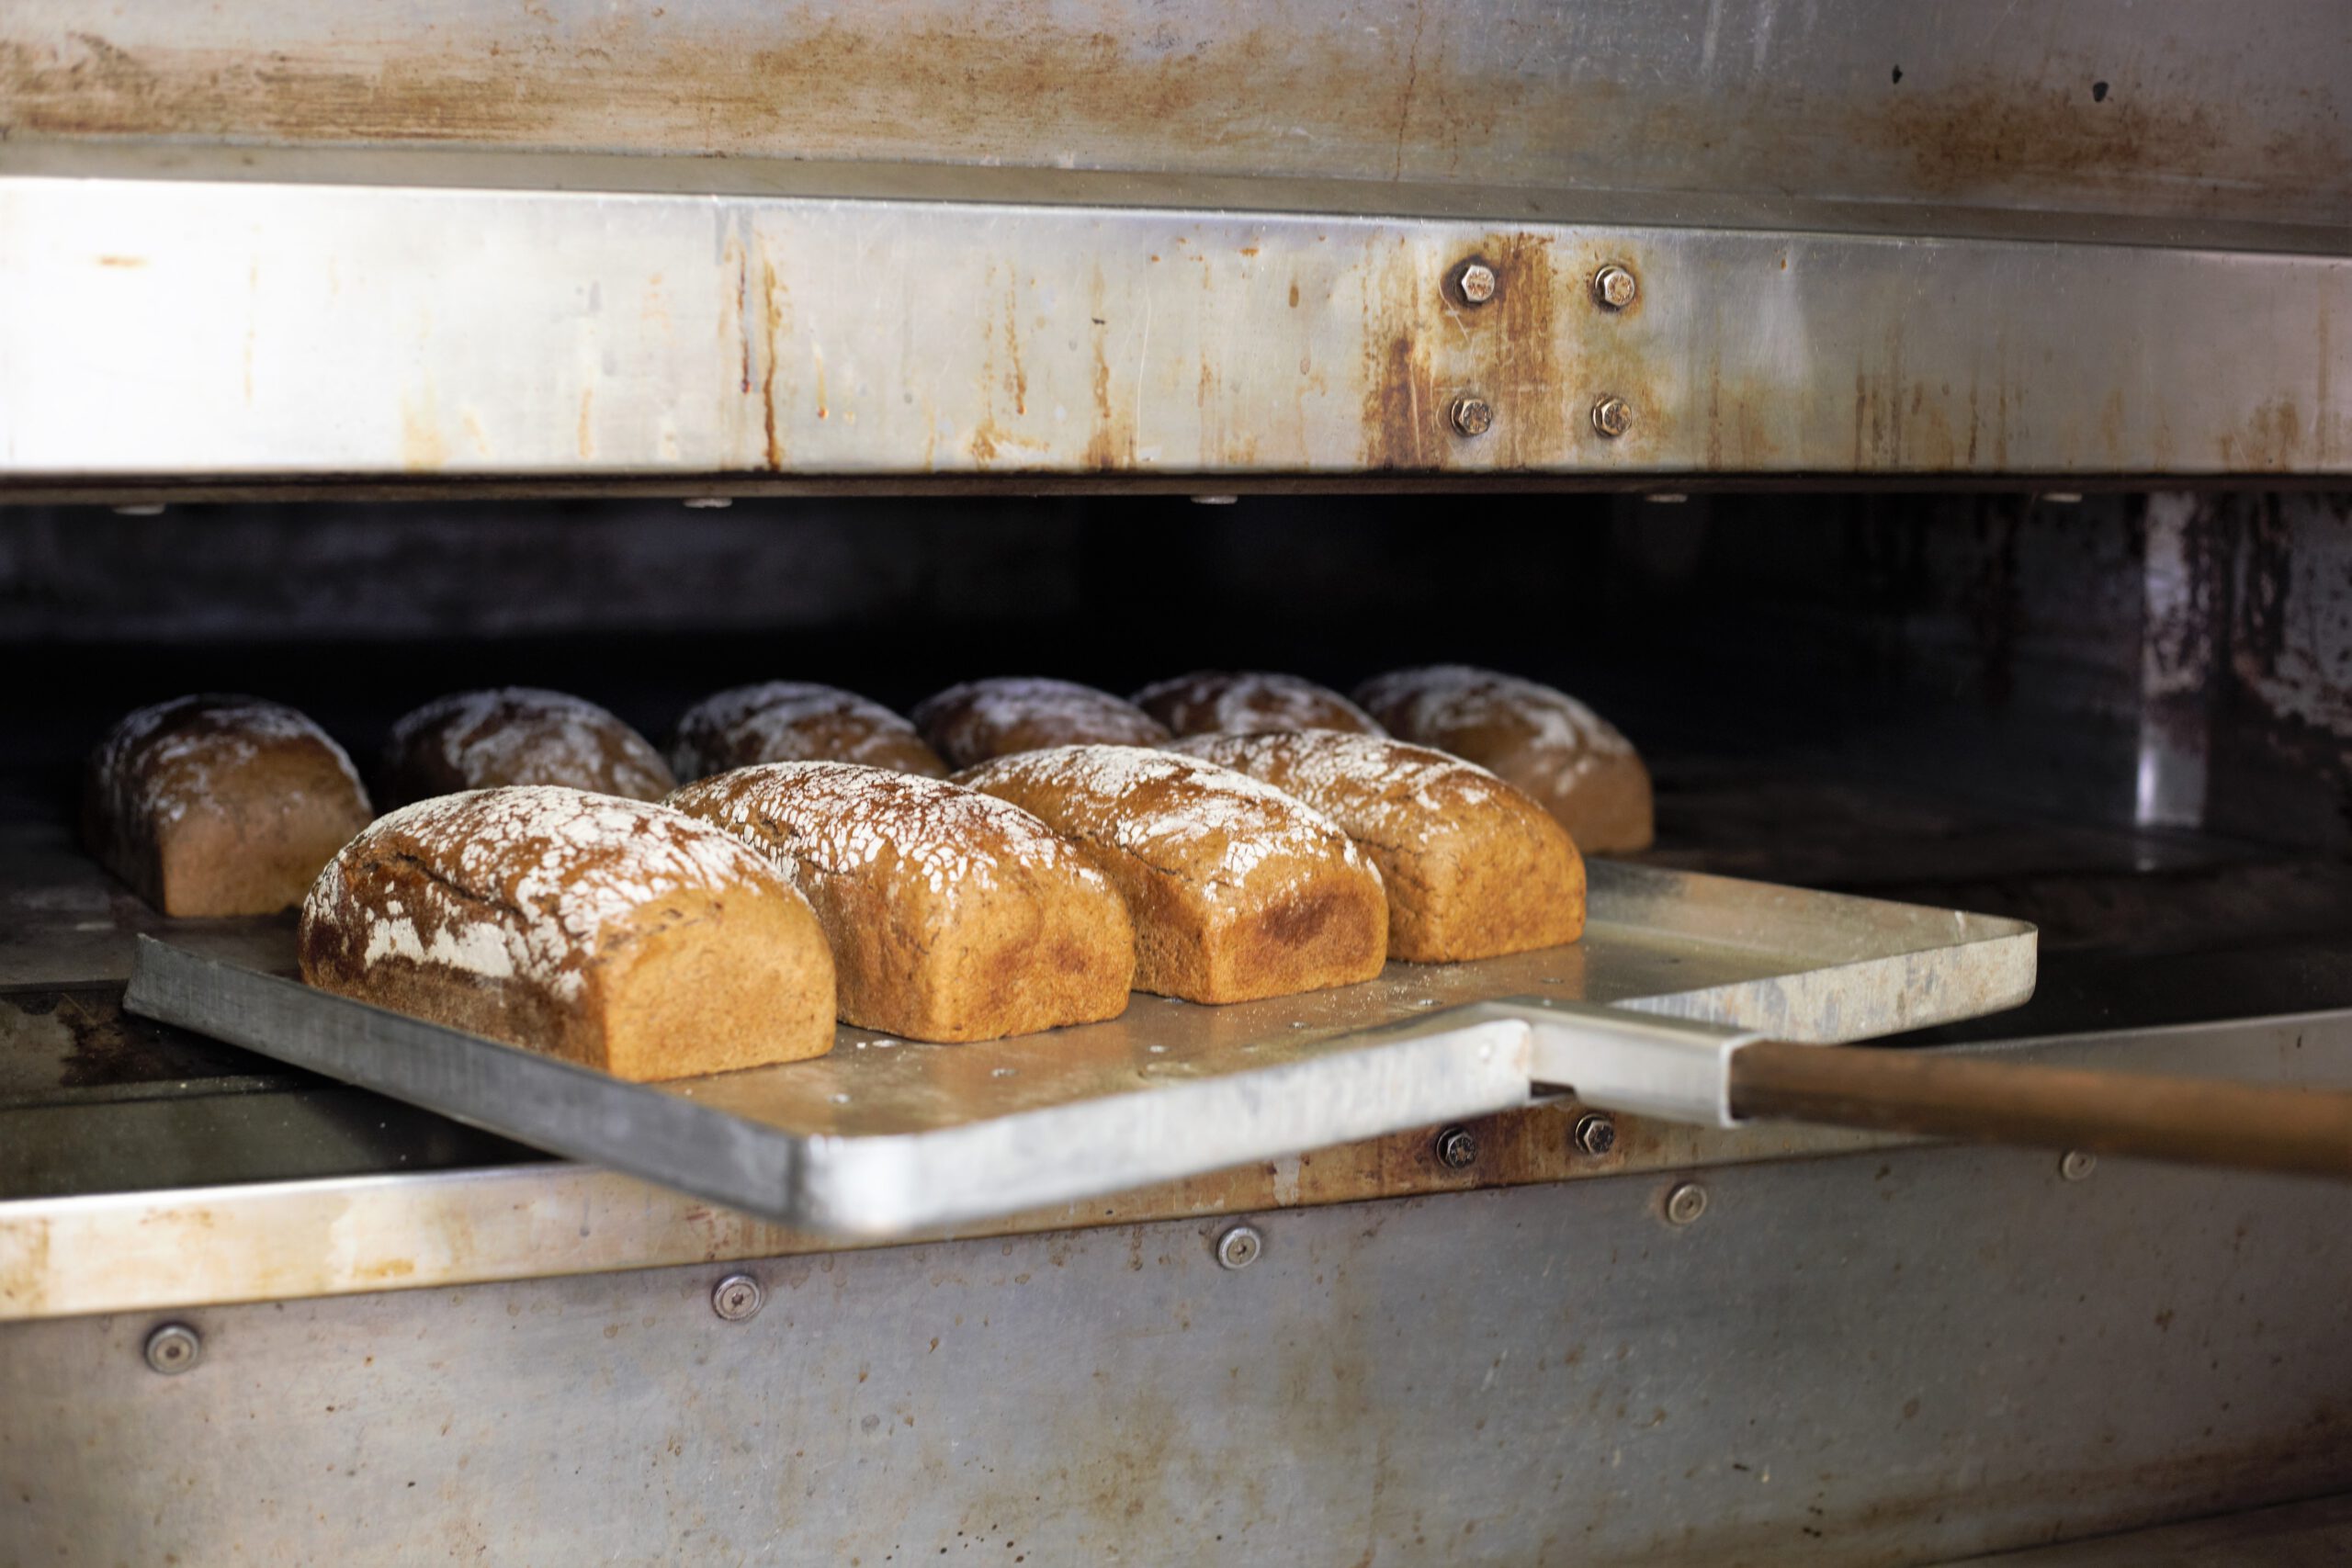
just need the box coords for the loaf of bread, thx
[911,677,1171,770]
[954,745,1386,1004]
[82,694,375,919]
[667,762,1135,1041]
[1170,730,1584,961]
[1353,666,1654,852]
[380,688,673,807]
[300,785,833,1078]
[671,681,946,782]
[1132,671,1385,738]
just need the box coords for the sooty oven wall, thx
[6,491,2351,856]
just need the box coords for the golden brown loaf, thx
[82,694,375,919]
[380,687,673,807]
[1170,730,1585,962]
[667,762,1135,1042]
[671,681,947,782]
[1133,671,1385,738]
[911,677,1171,770]
[1353,665,1654,852]
[300,786,834,1079]
[954,745,1387,1004]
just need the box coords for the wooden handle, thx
[1727,1042,2352,1179]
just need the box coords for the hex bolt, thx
[1590,396,1634,439]
[143,1323,201,1375]
[1215,1223,1264,1270]
[1572,1112,1618,1157]
[1450,396,1495,438]
[1434,1125,1479,1170]
[1455,261,1498,305]
[1664,1181,1709,1226]
[711,1273,765,1322]
[1591,264,1639,310]
[2059,1149,2098,1182]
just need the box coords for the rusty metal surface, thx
[5,1144,2350,1565]
[2,160,2347,485]
[0,1,2345,230]
[5,1006,2344,1324]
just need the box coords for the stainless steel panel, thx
[2,2,2343,228]
[4,163,2346,484]
[5,1149,2347,1566]
[118,865,2033,1235]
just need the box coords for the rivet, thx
[144,1323,202,1375]
[1664,1181,1709,1226]
[1573,1112,1618,1156]
[1591,396,1634,439]
[1450,396,1495,437]
[1592,264,1639,310]
[711,1273,765,1322]
[1455,261,1498,305]
[1434,1126,1479,1170]
[2059,1149,2098,1182]
[1215,1224,1263,1270]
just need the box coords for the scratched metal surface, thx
[5,1152,2348,1565]
[1,1,2344,227]
[4,162,2346,484]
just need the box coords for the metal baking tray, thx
[124,861,2036,1236]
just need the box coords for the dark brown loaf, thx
[1133,671,1385,738]
[667,762,1135,1042]
[1352,665,1654,852]
[299,785,834,1079]
[1170,730,1585,961]
[911,677,1171,770]
[954,745,1387,1004]
[82,694,375,918]
[380,687,673,806]
[672,682,947,782]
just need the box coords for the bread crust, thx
[671,682,947,782]
[1170,730,1584,962]
[911,678,1171,770]
[668,762,1135,1042]
[1133,671,1384,738]
[299,785,833,1078]
[954,745,1386,1004]
[380,687,673,806]
[1353,666,1654,852]
[82,694,375,918]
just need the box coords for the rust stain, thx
[460,410,492,456]
[1001,278,1027,417]
[2219,399,2308,472]
[1081,268,1135,470]
[1356,241,1436,470]
[95,254,146,268]
[812,345,827,422]
[398,388,446,471]
[757,244,786,470]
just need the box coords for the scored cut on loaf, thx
[954,744,1387,1005]
[1170,730,1585,962]
[82,694,376,919]
[911,677,1171,770]
[667,762,1135,1042]
[300,785,834,1079]
[1132,671,1385,739]
[672,681,948,782]
[380,687,674,807]
[1352,665,1654,852]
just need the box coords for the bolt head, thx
[711,1273,765,1322]
[1664,1181,1709,1226]
[1592,264,1639,310]
[2060,1149,2098,1182]
[1435,1126,1479,1170]
[1450,396,1495,438]
[1215,1224,1263,1270]
[1572,1112,1618,1156]
[1455,262,1498,304]
[144,1323,202,1375]
[1591,396,1634,439]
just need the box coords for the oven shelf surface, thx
[119,863,2035,1237]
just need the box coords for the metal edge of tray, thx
[122,937,1542,1236]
